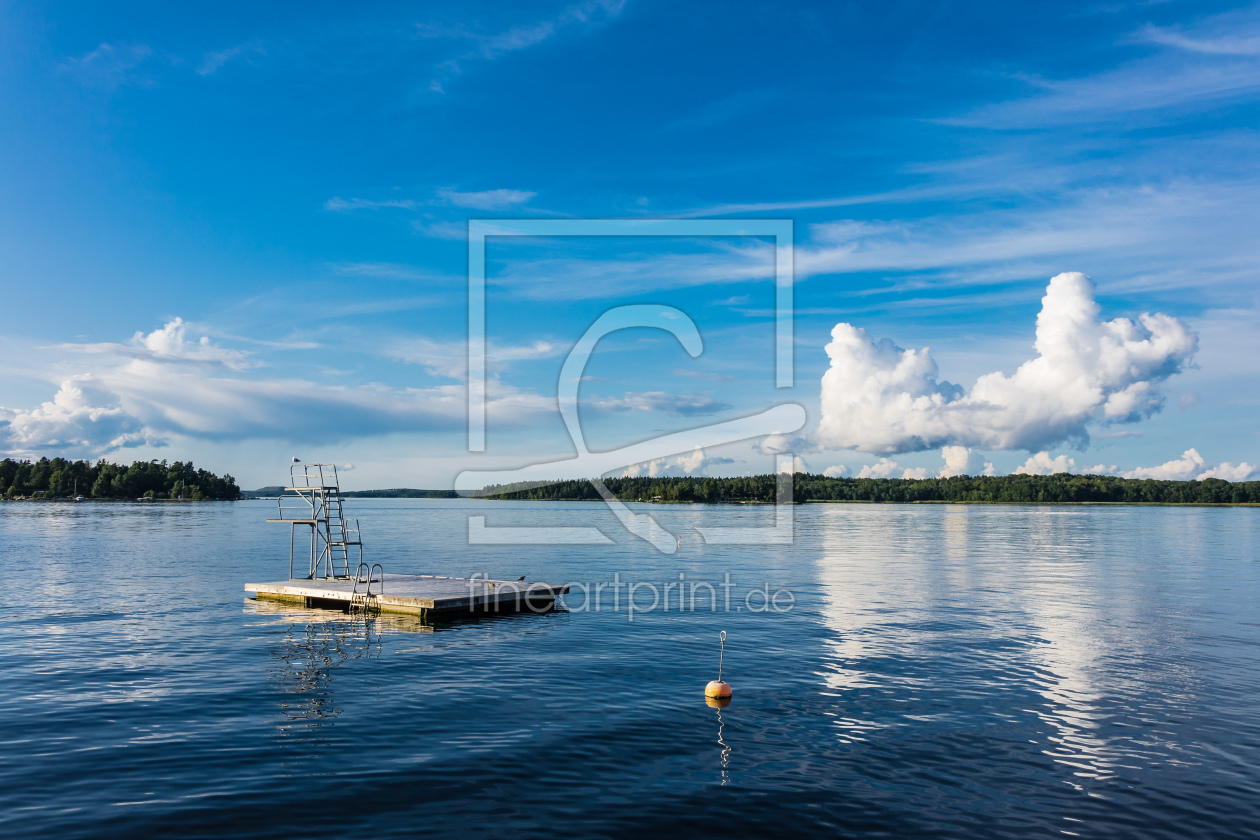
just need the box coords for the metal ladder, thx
[269,463,364,580]
[350,563,385,613]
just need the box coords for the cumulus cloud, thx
[817,273,1197,454]
[755,430,812,457]
[129,318,255,369]
[1121,448,1257,481]
[938,445,995,477]
[1008,448,1255,480]
[779,455,810,474]
[1015,452,1083,475]
[0,375,160,457]
[857,458,901,478]
[1,319,553,458]
[1199,461,1258,481]
[622,445,709,477]
[823,464,848,477]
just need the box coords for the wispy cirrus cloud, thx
[954,11,1260,128]
[324,196,419,211]
[197,40,266,75]
[411,220,469,240]
[62,42,152,89]
[586,176,1259,302]
[489,239,774,300]
[437,187,536,210]
[324,190,535,216]
[418,0,624,92]
[330,261,458,283]
[592,391,733,417]
[663,89,779,133]
[387,336,563,380]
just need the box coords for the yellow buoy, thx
[705,680,732,699]
[705,631,732,699]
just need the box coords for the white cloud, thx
[857,458,901,478]
[387,337,562,380]
[1120,448,1257,481]
[954,10,1260,128]
[1015,452,1079,476]
[593,391,731,417]
[1122,448,1205,480]
[0,319,554,458]
[437,188,535,210]
[487,239,774,300]
[938,445,994,478]
[0,375,159,457]
[197,41,265,76]
[622,445,710,478]
[756,431,807,455]
[823,464,847,478]
[1198,461,1258,481]
[817,273,1197,454]
[324,197,418,212]
[1011,448,1255,481]
[331,261,453,282]
[63,42,151,89]
[127,318,254,369]
[418,1,624,89]
[1134,12,1260,58]
[411,220,469,240]
[779,455,810,474]
[902,466,928,479]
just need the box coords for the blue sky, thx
[1,0,1258,489]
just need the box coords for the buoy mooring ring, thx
[705,631,732,699]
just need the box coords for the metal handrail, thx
[288,462,340,489]
[350,562,385,613]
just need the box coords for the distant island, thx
[478,473,1260,505]
[240,487,459,499]
[1,457,240,500]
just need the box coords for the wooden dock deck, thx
[245,574,568,616]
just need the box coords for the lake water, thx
[1,499,1258,838]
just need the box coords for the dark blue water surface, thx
[2,499,1258,839]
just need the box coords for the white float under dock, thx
[246,574,569,617]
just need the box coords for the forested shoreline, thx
[479,473,1260,505]
[1,457,240,500]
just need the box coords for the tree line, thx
[1,457,240,500]
[479,472,1260,505]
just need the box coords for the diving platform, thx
[246,573,569,616]
[251,463,564,616]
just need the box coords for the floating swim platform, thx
[245,574,568,616]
